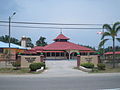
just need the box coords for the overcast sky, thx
[0,0,120,48]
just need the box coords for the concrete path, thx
[41,60,87,77]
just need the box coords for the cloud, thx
[0,0,120,47]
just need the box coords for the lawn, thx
[92,67,120,73]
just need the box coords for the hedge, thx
[81,63,94,69]
[29,62,45,71]
[97,63,106,70]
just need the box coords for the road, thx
[0,74,120,90]
[0,60,120,90]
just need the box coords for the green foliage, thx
[97,46,120,54]
[12,62,21,70]
[36,36,47,46]
[0,35,20,45]
[99,22,120,68]
[29,62,45,71]
[26,37,34,48]
[80,44,96,51]
[97,63,106,70]
[81,63,94,68]
[99,22,120,48]
[99,39,109,49]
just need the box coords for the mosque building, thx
[24,33,95,60]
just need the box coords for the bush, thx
[29,62,45,71]
[81,63,94,69]
[12,62,21,70]
[97,63,106,70]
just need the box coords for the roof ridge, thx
[53,33,70,41]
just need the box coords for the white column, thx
[50,52,52,57]
[87,52,90,56]
[69,52,70,60]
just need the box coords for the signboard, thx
[25,57,36,63]
[21,55,41,68]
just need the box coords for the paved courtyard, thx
[41,60,87,77]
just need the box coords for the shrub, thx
[29,63,37,71]
[29,62,45,71]
[97,63,106,70]
[40,62,46,69]
[81,63,94,69]
[12,62,21,70]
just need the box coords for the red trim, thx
[105,51,120,55]
[37,51,64,53]
[43,51,64,53]
[80,51,96,53]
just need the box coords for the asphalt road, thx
[0,60,120,90]
[0,74,120,90]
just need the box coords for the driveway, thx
[41,60,87,77]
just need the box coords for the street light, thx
[8,12,16,60]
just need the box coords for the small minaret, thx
[21,36,27,47]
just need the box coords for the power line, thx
[0,20,104,26]
[0,24,102,29]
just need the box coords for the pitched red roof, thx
[105,51,120,55]
[23,34,95,54]
[53,34,69,41]
[23,46,43,54]
[23,49,37,54]
[43,41,93,51]
[32,46,43,51]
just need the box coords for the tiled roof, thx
[31,46,43,50]
[23,34,95,54]
[53,34,69,41]
[105,51,120,55]
[43,41,93,51]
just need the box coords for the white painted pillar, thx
[87,52,90,56]
[69,52,70,60]
[50,52,52,57]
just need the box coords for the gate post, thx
[40,54,44,62]
[77,55,80,67]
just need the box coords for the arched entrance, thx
[70,52,77,59]
[66,50,79,60]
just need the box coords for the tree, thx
[0,35,20,45]
[36,36,47,46]
[26,37,34,48]
[99,22,120,68]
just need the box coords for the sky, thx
[0,0,120,48]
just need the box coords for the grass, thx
[74,66,120,73]
[92,67,120,73]
[0,68,46,74]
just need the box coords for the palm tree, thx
[99,22,120,68]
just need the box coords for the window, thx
[47,53,50,57]
[56,53,59,56]
[61,53,64,56]
[52,53,55,56]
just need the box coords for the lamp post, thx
[8,12,16,60]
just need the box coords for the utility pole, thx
[8,12,16,61]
